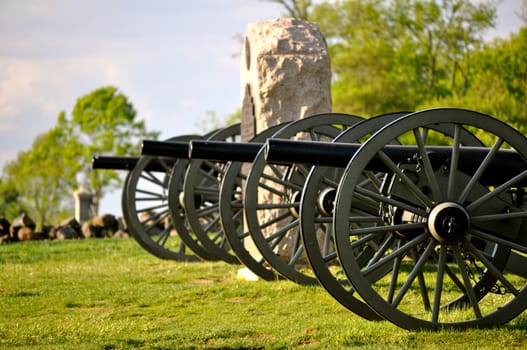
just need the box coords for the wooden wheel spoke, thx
[350,223,425,236]
[432,245,448,323]
[391,244,434,309]
[266,219,299,248]
[294,163,311,178]
[139,171,166,188]
[386,250,402,304]
[363,233,428,281]
[259,212,292,230]
[467,169,527,213]
[364,234,396,268]
[322,251,338,263]
[471,211,527,223]
[201,214,221,234]
[255,201,299,210]
[470,228,527,255]
[203,160,225,174]
[458,138,504,204]
[288,236,305,266]
[260,172,304,192]
[198,167,220,183]
[193,186,220,197]
[196,203,220,217]
[139,208,168,225]
[155,227,172,246]
[136,203,169,215]
[355,186,428,217]
[377,151,433,208]
[446,124,462,201]
[136,188,166,199]
[452,245,483,319]
[413,128,443,202]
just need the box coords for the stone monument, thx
[73,185,93,225]
[238,18,332,280]
[240,18,332,141]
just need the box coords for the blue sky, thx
[0,0,523,215]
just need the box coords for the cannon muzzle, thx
[189,140,264,162]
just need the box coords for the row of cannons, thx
[93,108,527,331]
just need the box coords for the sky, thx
[0,0,524,216]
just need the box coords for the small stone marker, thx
[73,185,93,225]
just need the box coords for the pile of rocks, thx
[80,213,128,239]
[0,213,128,243]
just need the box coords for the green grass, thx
[1,239,527,349]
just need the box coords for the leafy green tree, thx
[306,0,497,115]
[311,0,402,115]
[388,0,495,97]
[70,86,159,215]
[0,178,23,221]
[424,25,527,135]
[2,112,82,230]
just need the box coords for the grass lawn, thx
[1,238,526,349]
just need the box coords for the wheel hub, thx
[317,188,336,216]
[428,202,470,243]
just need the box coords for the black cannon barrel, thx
[141,140,190,158]
[189,140,264,162]
[92,156,139,170]
[92,155,176,172]
[265,138,527,187]
[265,139,360,167]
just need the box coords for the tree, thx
[424,25,527,135]
[306,0,497,115]
[388,0,496,97]
[2,112,82,230]
[70,86,159,215]
[0,178,23,221]
[0,86,159,227]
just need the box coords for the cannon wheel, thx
[300,112,408,320]
[170,123,241,264]
[334,108,527,330]
[243,113,364,285]
[219,123,290,280]
[122,135,202,261]
[299,111,488,321]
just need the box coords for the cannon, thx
[260,108,527,330]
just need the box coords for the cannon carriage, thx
[93,108,527,330]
